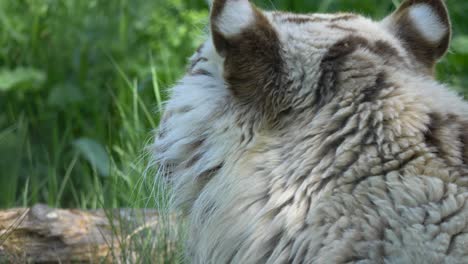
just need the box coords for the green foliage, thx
[0,0,467,211]
[0,67,46,92]
[73,138,110,177]
[0,0,207,208]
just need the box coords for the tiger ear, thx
[209,0,284,116]
[210,0,273,56]
[210,0,257,56]
[382,0,451,71]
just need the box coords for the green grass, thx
[0,0,208,209]
[0,0,467,262]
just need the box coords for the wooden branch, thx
[0,204,179,263]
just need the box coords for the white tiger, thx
[151,0,468,263]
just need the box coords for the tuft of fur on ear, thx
[382,0,451,72]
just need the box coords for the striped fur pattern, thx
[151,0,468,263]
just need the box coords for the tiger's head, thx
[151,0,453,211]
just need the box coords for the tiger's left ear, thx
[382,0,451,71]
[210,0,276,57]
[208,0,284,113]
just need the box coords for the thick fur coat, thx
[151,0,468,263]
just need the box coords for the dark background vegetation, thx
[1,0,467,209]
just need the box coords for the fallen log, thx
[0,204,180,263]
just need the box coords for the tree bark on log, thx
[0,204,179,263]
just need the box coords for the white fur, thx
[215,0,255,36]
[408,4,447,43]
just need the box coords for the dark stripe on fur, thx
[425,113,450,155]
[373,40,403,61]
[317,36,369,107]
[281,14,358,24]
[189,57,208,72]
[185,153,203,168]
[425,113,468,166]
[317,36,402,107]
[330,14,359,22]
[461,122,468,165]
[361,72,387,103]
[283,17,319,24]
[327,24,357,32]
[191,69,213,77]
